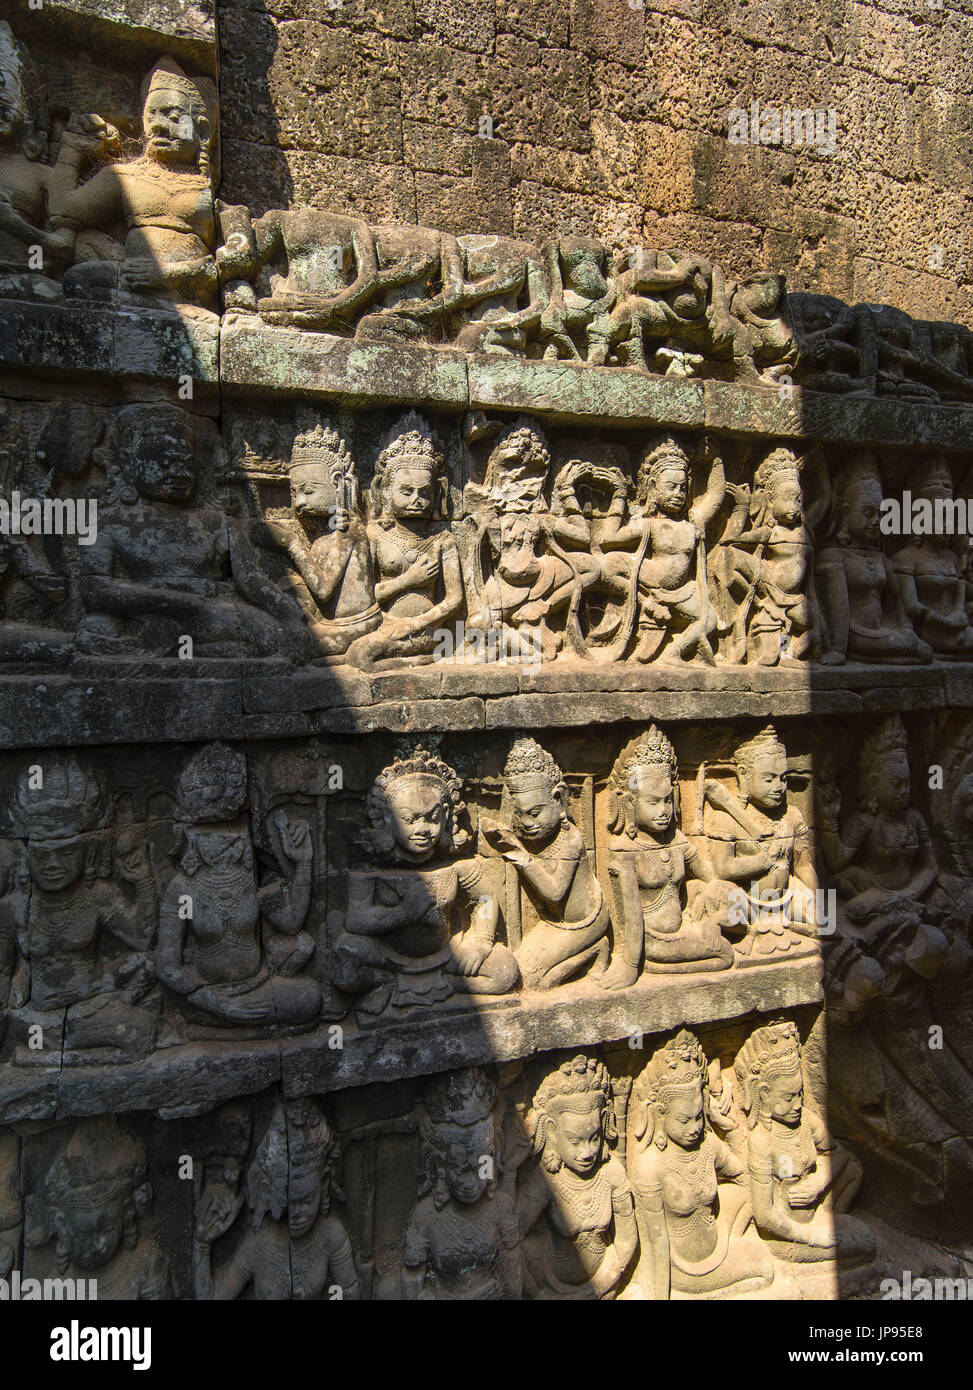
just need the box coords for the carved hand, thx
[62,112,122,159]
[452,934,492,976]
[404,551,440,585]
[116,830,151,882]
[275,813,313,864]
[196,1183,245,1243]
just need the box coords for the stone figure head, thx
[752,447,804,527]
[365,747,470,862]
[530,1053,616,1177]
[734,725,788,813]
[830,451,883,547]
[608,724,679,839]
[417,1067,500,1210]
[246,1099,343,1239]
[734,1019,804,1131]
[858,715,911,816]
[636,435,690,518]
[501,738,569,847]
[175,742,252,877]
[0,21,26,147]
[99,403,201,507]
[482,419,550,508]
[42,1118,152,1273]
[289,420,358,521]
[913,454,954,504]
[372,412,447,526]
[15,758,101,892]
[140,58,212,177]
[630,1030,708,1152]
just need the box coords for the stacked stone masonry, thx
[0,1,971,1301]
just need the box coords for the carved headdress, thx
[630,1030,708,1151]
[141,57,216,180]
[482,418,550,499]
[828,450,883,545]
[372,411,447,522]
[858,715,910,813]
[608,724,678,837]
[502,738,567,810]
[636,433,690,505]
[15,758,100,840]
[734,1020,803,1129]
[365,747,469,857]
[176,742,248,824]
[530,1053,616,1173]
[246,1099,342,1227]
[417,1067,499,1208]
[734,725,786,785]
[290,419,358,511]
[750,447,803,524]
[913,454,953,498]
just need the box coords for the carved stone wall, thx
[0,0,972,1302]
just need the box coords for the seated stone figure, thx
[27,1117,170,1298]
[891,456,973,657]
[816,452,933,665]
[403,1067,522,1299]
[0,22,74,291]
[5,758,159,1059]
[627,1030,773,1298]
[597,435,725,664]
[600,725,734,987]
[462,419,600,663]
[332,749,519,1012]
[253,419,381,660]
[194,1098,360,1300]
[157,742,322,1031]
[345,413,464,670]
[518,1053,637,1299]
[481,738,610,990]
[703,725,821,960]
[77,404,308,660]
[48,58,218,311]
[734,1020,874,1263]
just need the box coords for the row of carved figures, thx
[4,29,973,399]
[3,399,973,669]
[2,713,970,1054]
[0,1028,877,1300]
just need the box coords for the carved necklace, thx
[388,521,438,559]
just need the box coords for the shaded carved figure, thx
[254,419,381,659]
[537,237,615,363]
[481,738,610,990]
[403,1067,522,1299]
[597,435,725,664]
[77,404,307,660]
[816,452,932,665]
[0,23,72,287]
[600,726,734,988]
[451,234,549,356]
[462,420,600,661]
[345,413,463,670]
[715,446,827,665]
[49,58,217,310]
[27,1118,169,1298]
[157,742,322,1030]
[518,1053,637,1299]
[332,749,519,1011]
[194,1098,359,1300]
[6,758,159,1057]
[703,726,821,959]
[734,1021,874,1263]
[627,1030,773,1298]
[891,456,973,657]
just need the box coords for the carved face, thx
[762,1069,803,1127]
[551,1101,603,1177]
[844,476,882,545]
[440,1119,494,1205]
[740,750,787,811]
[0,29,24,144]
[649,464,688,518]
[130,420,197,503]
[771,474,803,525]
[56,1196,127,1270]
[388,465,434,521]
[872,751,911,814]
[384,776,446,861]
[631,766,674,834]
[508,776,561,845]
[143,87,204,168]
[662,1084,705,1149]
[27,836,85,891]
[290,463,334,519]
[286,1166,322,1239]
[191,828,251,872]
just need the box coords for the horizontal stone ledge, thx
[0,660,955,746]
[0,956,823,1124]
